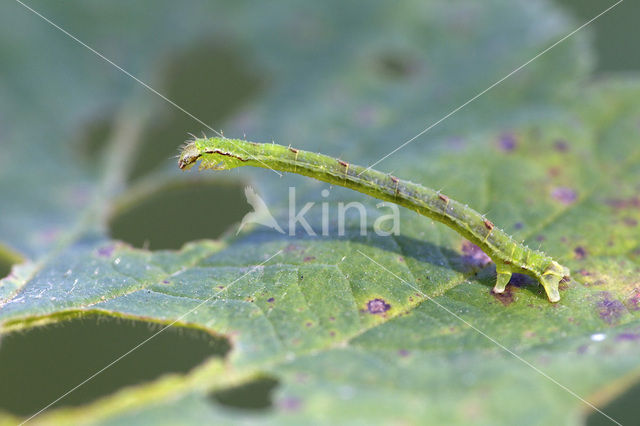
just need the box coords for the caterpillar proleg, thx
[179,137,570,302]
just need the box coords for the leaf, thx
[1,0,639,424]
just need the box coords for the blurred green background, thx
[0,0,638,423]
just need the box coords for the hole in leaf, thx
[109,180,249,250]
[0,314,230,417]
[556,0,640,73]
[210,377,279,411]
[129,40,265,181]
[0,258,14,280]
[586,378,640,426]
[0,244,23,280]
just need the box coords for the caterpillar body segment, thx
[179,137,570,302]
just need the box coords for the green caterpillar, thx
[179,137,570,302]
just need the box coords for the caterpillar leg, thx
[493,263,512,294]
[540,276,561,303]
[540,260,569,303]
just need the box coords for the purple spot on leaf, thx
[551,187,577,205]
[367,298,391,315]
[616,333,640,342]
[498,133,517,152]
[554,140,569,152]
[97,246,115,257]
[279,397,301,412]
[597,293,626,324]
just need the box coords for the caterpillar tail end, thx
[540,261,570,303]
[493,260,569,303]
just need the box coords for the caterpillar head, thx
[178,142,201,170]
[179,138,250,171]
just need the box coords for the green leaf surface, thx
[1,0,639,424]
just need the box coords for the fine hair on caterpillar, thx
[178,136,571,303]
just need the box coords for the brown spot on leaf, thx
[574,246,587,260]
[376,52,419,78]
[284,244,302,253]
[367,298,391,314]
[623,217,638,227]
[303,256,316,262]
[492,287,514,306]
[607,197,640,210]
[583,279,605,287]
[551,187,577,205]
[558,279,570,291]
[547,167,561,178]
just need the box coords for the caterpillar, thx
[179,137,570,302]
